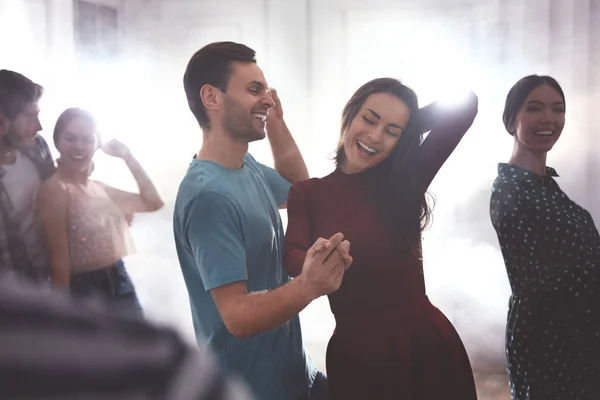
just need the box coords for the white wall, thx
[0,0,50,82]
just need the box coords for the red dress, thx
[284,101,479,399]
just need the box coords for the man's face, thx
[218,62,275,143]
[0,101,42,147]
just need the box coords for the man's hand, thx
[297,233,353,300]
[267,88,284,121]
[311,237,352,269]
[263,87,309,183]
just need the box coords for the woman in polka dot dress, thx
[490,75,600,399]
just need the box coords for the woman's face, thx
[341,92,411,174]
[56,117,98,171]
[513,84,565,154]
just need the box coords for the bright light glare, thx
[408,32,485,107]
[68,60,147,143]
[50,58,196,195]
[436,88,476,107]
[345,19,488,108]
[0,0,43,72]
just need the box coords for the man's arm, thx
[210,236,347,339]
[210,279,313,338]
[265,89,309,184]
[185,193,347,338]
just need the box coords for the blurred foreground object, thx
[0,272,253,400]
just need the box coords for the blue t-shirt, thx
[173,153,317,400]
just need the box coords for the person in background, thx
[0,69,54,283]
[490,74,600,399]
[38,107,164,317]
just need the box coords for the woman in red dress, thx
[283,78,479,399]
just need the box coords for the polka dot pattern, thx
[490,163,600,399]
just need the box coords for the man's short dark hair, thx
[183,41,256,130]
[0,70,43,120]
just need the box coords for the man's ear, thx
[200,84,221,111]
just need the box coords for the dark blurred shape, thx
[0,272,253,400]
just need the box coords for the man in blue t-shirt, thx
[173,42,353,400]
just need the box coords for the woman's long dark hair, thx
[334,78,434,254]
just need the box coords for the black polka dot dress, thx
[490,163,600,399]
